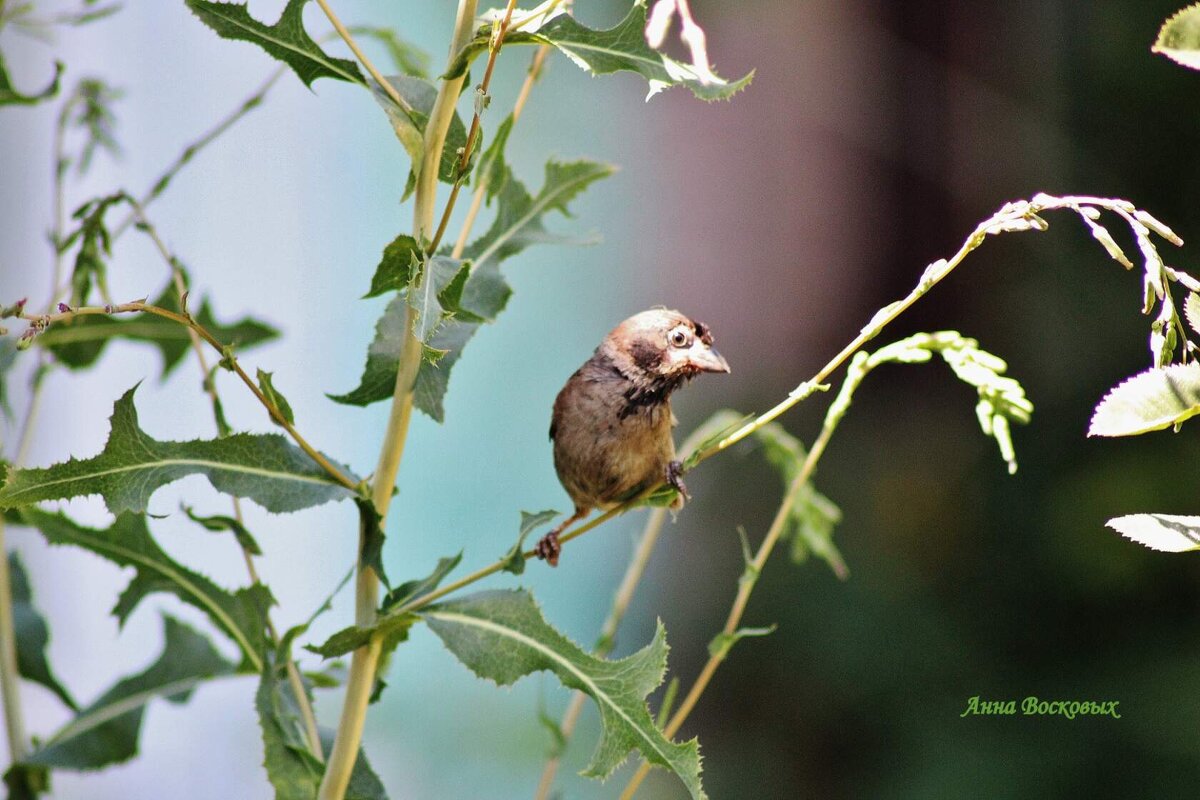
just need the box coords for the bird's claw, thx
[666,460,690,503]
[534,531,561,567]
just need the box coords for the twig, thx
[532,507,667,800]
[451,44,551,259]
[19,300,358,491]
[313,0,415,119]
[129,202,324,760]
[427,0,522,256]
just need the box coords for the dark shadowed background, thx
[2,1,1200,798]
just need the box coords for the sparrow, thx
[536,308,731,566]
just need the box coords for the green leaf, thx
[184,0,364,87]
[1154,3,1200,70]
[1186,292,1200,336]
[499,509,559,575]
[0,52,61,106]
[9,553,77,711]
[381,551,462,611]
[0,337,17,418]
[462,160,613,271]
[343,26,430,79]
[256,369,295,426]
[445,4,752,101]
[422,589,704,798]
[1107,513,1200,553]
[62,192,127,306]
[0,384,355,514]
[26,615,234,770]
[13,507,272,672]
[367,74,472,197]
[67,77,123,176]
[707,625,776,661]
[407,256,472,345]
[479,114,514,204]
[40,284,277,376]
[182,504,262,555]
[309,553,462,662]
[364,234,421,298]
[355,498,389,589]
[1089,363,1200,437]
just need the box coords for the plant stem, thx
[111,66,287,241]
[427,0,520,256]
[451,44,551,259]
[619,414,837,799]
[21,300,358,491]
[313,0,414,119]
[317,2,477,798]
[132,203,323,760]
[533,507,667,800]
[0,518,25,765]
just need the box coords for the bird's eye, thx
[669,329,689,348]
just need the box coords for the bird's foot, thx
[666,460,690,503]
[534,530,562,567]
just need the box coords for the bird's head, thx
[604,308,731,385]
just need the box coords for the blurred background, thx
[3,0,1200,797]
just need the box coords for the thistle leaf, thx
[0,385,356,514]
[422,589,704,797]
[13,507,272,672]
[1089,363,1200,437]
[26,615,234,770]
[9,553,77,711]
[184,0,364,87]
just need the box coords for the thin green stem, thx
[131,202,323,760]
[313,0,415,119]
[533,507,667,800]
[317,3,477,798]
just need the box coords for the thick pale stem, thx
[317,3,477,799]
[0,520,25,764]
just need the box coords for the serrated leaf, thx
[62,192,126,306]
[0,52,61,106]
[462,160,613,270]
[39,283,278,377]
[445,4,752,101]
[1107,513,1200,552]
[422,589,704,798]
[13,507,271,672]
[1089,363,1200,437]
[1186,292,1200,336]
[381,551,462,612]
[0,385,355,514]
[408,256,472,345]
[256,654,389,800]
[185,0,364,87]
[182,504,262,555]
[256,369,295,426]
[499,509,559,575]
[355,498,389,589]
[9,553,77,711]
[479,114,514,204]
[368,74,472,197]
[1154,3,1200,70]
[365,235,421,298]
[25,615,234,770]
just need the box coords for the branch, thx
[313,0,415,119]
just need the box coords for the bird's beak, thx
[687,344,730,374]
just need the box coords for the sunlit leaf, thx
[1153,3,1200,71]
[1107,513,1200,552]
[1089,363,1200,437]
